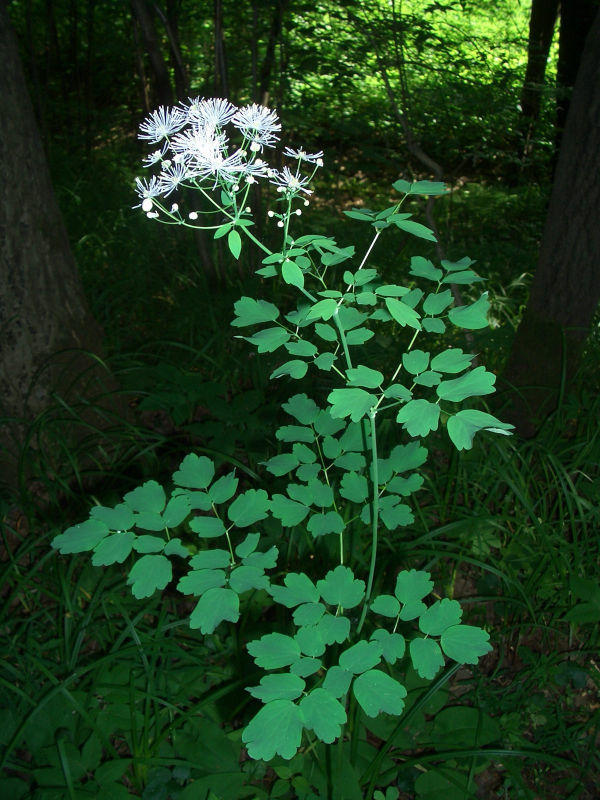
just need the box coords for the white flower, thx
[283,147,324,165]
[134,175,164,200]
[232,103,281,146]
[138,106,186,142]
[269,166,313,195]
[142,143,168,167]
[159,162,190,196]
[142,198,153,212]
[188,211,198,220]
[183,97,238,128]
[170,126,226,159]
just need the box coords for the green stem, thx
[356,409,379,635]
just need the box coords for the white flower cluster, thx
[134,97,324,216]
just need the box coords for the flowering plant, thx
[52,98,513,799]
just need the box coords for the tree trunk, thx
[0,4,109,490]
[519,0,559,153]
[130,0,173,107]
[555,0,598,152]
[154,0,189,98]
[258,0,288,106]
[501,8,600,437]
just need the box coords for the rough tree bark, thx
[502,8,600,437]
[555,0,598,152]
[0,3,108,488]
[519,0,559,153]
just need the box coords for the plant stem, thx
[357,409,379,635]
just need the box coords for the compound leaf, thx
[440,624,492,664]
[247,633,302,669]
[437,366,496,403]
[270,572,320,608]
[419,599,463,636]
[52,519,109,554]
[247,674,305,703]
[339,640,383,674]
[92,531,135,566]
[172,455,215,490]
[228,489,270,527]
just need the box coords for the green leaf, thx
[386,473,424,496]
[270,572,320,608]
[395,570,433,603]
[322,435,342,459]
[423,317,446,333]
[393,218,436,242]
[295,624,327,657]
[383,383,412,402]
[293,602,326,626]
[346,327,375,345]
[415,769,472,800]
[306,477,333,506]
[229,565,269,593]
[370,629,406,665]
[307,298,338,321]
[327,388,376,422]
[318,565,365,609]
[132,511,164,531]
[90,504,134,531]
[409,257,442,281]
[338,306,368,331]
[163,495,191,528]
[409,637,445,679]
[437,366,496,402]
[247,674,305,703]
[282,259,304,288]
[242,700,304,761]
[346,365,384,389]
[353,669,407,717]
[227,229,241,259]
[270,359,309,380]
[290,657,322,677]
[344,209,374,220]
[422,289,453,316]
[228,489,270,527]
[208,471,238,504]
[339,472,369,503]
[300,688,347,743]
[385,298,421,330]
[243,545,278,569]
[441,269,483,284]
[293,443,317,463]
[388,441,428,473]
[379,500,413,531]
[132,535,164,553]
[127,554,172,599]
[52,519,109,554]
[189,549,231,569]
[448,293,490,330]
[371,595,400,618]
[270,494,310,527]
[316,613,351,645]
[339,640,383,674]
[375,284,409,298]
[323,666,353,698]
[173,455,215,490]
[419,599,463,636]
[396,399,440,437]
[441,256,474,271]
[189,515,226,538]
[440,624,492,664]
[402,350,430,375]
[189,587,239,633]
[447,409,514,450]
[248,633,302,669]
[92,531,135,566]
[177,568,226,595]
[124,480,166,513]
[314,322,338,341]
[276,424,314,443]
[410,180,448,196]
[246,327,290,353]
[430,348,473,374]
[307,511,344,537]
[162,537,190,558]
[235,532,260,558]
[286,339,317,357]
[283,393,320,425]
[263,453,300,476]
[232,296,279,327]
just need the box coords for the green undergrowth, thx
[1,376,598,798]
